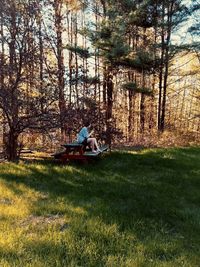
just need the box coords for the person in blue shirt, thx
[77,121,101,153]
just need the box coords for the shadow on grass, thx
[0,147,200,264]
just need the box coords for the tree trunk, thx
[0,13,6,152]
[160,1,174,131]
[54,0,66,140]
[74,13,79,108]
[106,70,113,147]
[106,74,113,120]
[128,90,135,142]
[158,1,165,131]
[6,129,19,161]
[140,70,146,134]
[8,1,19,161]
[140,93,145,133]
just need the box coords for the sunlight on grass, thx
[0,147,199,266]
[0,182,34,218]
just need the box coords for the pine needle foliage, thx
[122,82,153,95]
[65,45,90,59]
[122,82,137,91]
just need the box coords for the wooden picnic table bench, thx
[53,142,108,163]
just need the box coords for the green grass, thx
[0,147,200,267]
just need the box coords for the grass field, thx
[0,147,199,267]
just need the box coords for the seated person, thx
[77,121,101,153]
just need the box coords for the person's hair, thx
[83,120,90,127]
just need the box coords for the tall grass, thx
[0,147,199,266]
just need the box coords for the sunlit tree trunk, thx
[0,12,6,152]
[157,0,165,131]
[7,1,19,160]
[160,0,174,131]
[54,0,66,141]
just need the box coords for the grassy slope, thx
[0,147,199,267]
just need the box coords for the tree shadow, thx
[0,147,200,264]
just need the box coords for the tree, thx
[0,0,58,160]
[156,0,189,131]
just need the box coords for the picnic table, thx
[53,142,108,163]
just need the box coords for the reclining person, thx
[77,121,101,153]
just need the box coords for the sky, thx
[171,0,199,45]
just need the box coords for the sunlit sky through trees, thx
[171,0,199,44]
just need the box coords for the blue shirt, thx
[77,127,89,143]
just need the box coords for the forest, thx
[0,0,199,160]
[0,1,200,266]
